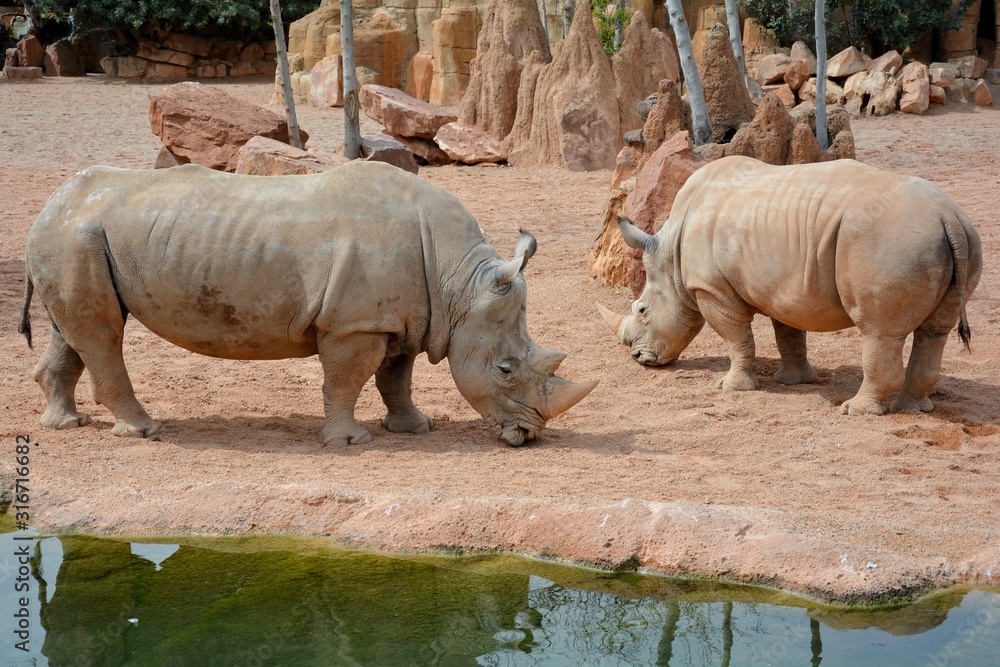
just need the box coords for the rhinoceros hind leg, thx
[75,333,162,438]
[771,320,817,385]
[35,326,91,430]
[891,329,947,413]
[317,332,387,446]
[376,353,433,434]
[840,334,905,416]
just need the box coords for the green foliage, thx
[592,0,631,57]
[25,0,321,38]
[738,0,976,54]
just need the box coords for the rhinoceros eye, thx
[638,305,648,316]
[497,361,513,375]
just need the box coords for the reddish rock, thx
[867,50,902,74]
[236,136,349,175]
[163,33,212,58]
[929,62,959,87]
[429,7,477,106]
[826,46,867,78]
[949,55,988,79]
[154,146,184,169]
[240,44,265,62]
[789,40,817,75]
[769,83,797,108]
[390,133,454,166]
[17,35,44,68]
[359,84,456,139]
[5,48,20,70]
[753,53,792,85]
[308,55,343,108]
[699,24,755,143]
[624,131,708,295]
[3,66,43,80]
[149,62,189,79]
[783,59,810,91]
[149,82,306,171]
[361,135,419,174]
[898,61,930,115]
[458,0,551,142]
[972,79,993,106]
[209,39,244,62]
[137,42,195,68]
[799,77,845,105]
[929,84,947,104]
[43,40,85,76]
[640,79,690,154]
[406,53,434,102]
[101,56,150,78]
[434,122,506,164]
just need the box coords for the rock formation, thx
[359,84,456,139]
[698,24,755,143]
[611,11,680,134]
[235,136,349,175]
[429,6,477,106]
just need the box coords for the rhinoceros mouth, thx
[496,409,545,447]
[630,347,672,366]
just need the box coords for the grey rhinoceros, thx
[20,161,596,446]
[599,156,982,415]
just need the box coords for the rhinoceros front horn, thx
[540,377,599,421]
[596,302,627,343]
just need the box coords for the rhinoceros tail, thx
[942,213,972,352]
[19,272,33,350]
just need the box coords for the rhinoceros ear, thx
[618,217,658,256]
[495,229,538,289]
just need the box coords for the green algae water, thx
[2,525,999,666]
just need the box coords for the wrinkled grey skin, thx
[601,156,982,416]
[20,161,596,446]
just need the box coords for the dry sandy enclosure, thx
[1,76,999,604]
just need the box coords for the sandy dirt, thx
[1,75,998,603]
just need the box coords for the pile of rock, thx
[103,34,276,79]
[752,44,995,115]
[2,34,77,79]
[358,83,504,167]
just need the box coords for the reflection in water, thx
[0,532,998,666]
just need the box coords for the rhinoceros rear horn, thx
[495,230,538,288]
[618,217,658,255]
[540,377,599,421]
[532,347,567,376]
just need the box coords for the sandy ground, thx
[1,75,998,604]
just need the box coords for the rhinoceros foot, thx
[890,395,934,413]
[111,417,163,438]
[319,422,373,447]
[773,362,817,386]
[717,372,760,392]
[381,412,433,435]
[41,408,92,430]
[839,397,886,416]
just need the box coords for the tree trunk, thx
[563,0,575,39]
[724,0,746,81]
[269,0,303,150]
[539,0,549,42]
[340,0,362,160]
[614,0,626,49]
[665,0,711,145]
[815,0,828,150]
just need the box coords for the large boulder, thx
[308,55,344,108]
[17,35,44,69]
[826,46,867,78]
[4,66,43,80]
[162,33,212,58]
[505,0,620,171]
[611,11,680,134]
[898,61,930,115]
[359,84,456,139]
[43,40,85,76]
[753,53,792,85]
[698,23,755,143]
[360,135,419,174]
[434,122,506,164]
[949,55,988,79]
[971,78,993,106]
[789,41,817,75]
[866,50,902,74]
[100,56,150,78]
[149,82,306,171]
[457,0,551,142]
[4,48,18,69]
[235,136,349,175]
[929,62,959,87]
[389,133,453,165]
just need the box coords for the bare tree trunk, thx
[724,0,746,81]
[562,0,575,39]
[270,0,302,150]
[539,0,549,42]
[614,0,626,49]
[665,0,712,145]
[815,0,828,149]
[340,0,361,160]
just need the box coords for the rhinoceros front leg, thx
[376,353,433,434]
[771,319,817,385]
[316,332,388,446]
[34,326,92,429]
[699,295,759,391]
[840,334,905,416]
[890,328,946,413]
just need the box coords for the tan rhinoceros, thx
[599,156,982,415]
[20,161,596,446]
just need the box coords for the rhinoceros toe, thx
[41,409,91,430]
[111,419,163,438]
[890,395,934,413]
[381,412,433,434]
[839,397,886,416]
[319,423,373,447]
